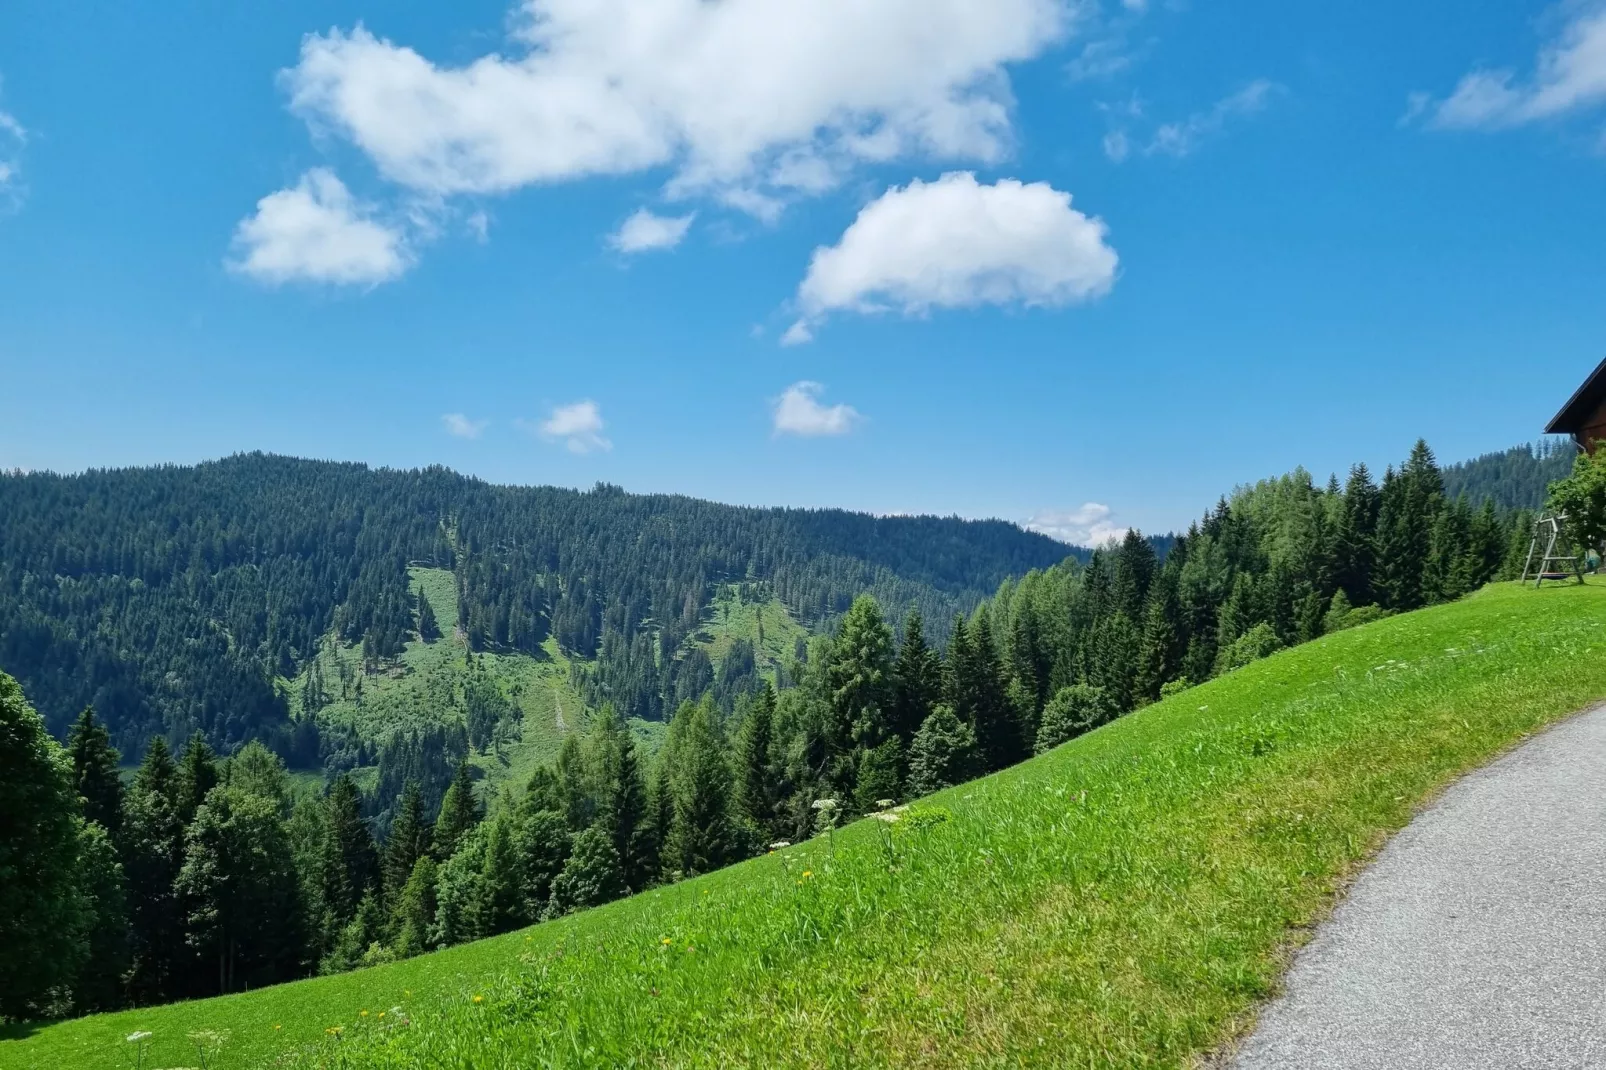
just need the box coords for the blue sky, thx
[1,0,1604,542]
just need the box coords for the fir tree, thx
[66,706,124,836]
[417,588,441,642]
[1086,612,1140,718]
[954,609,1023,772]
[72,820,130,1013]
[853,737,904,811]
[324,773,379,927]
[1334,462,1380,605]
[591,707,653,890]
[545,826,624,918]
[476,814,523,935]
[512,807,570,919]
[1134,571,1185,703]
[828,594,896,755]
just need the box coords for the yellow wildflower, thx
[360,1010,368,1017]
[473,995,485,1004]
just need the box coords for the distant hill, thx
[1441,439,1577,512]
[0,453,1076,761]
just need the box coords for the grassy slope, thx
[290,575,808,800]
[12,581,1605,1070]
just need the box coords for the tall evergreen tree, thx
[66,706,124,836]
[433,759,481,860]
[950,610,1022,772]
[391,855,438,959]
[592,707,653,891]
[890,610,942,746]
[1135,570,1186,702]
[733,683,778,845]
[175,732,219,829]
[906,704,978,798]
[72,820,130,1013]
[417,588,441,641]
[122,736,186,1003]
[664,698,733,878]
[324,773,380,926]
[0,672,90,1020]
[1334,462,1380,606]
[381,781,431,910]
[827,594,896,757]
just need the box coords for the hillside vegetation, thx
[8,580,1604,1070]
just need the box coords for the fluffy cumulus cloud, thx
[1426,6,1606,129]
[608,208,695,253]
[441,413,488,438]
[229,169,409,285]
[281,0,1070,209]
[531,400,611,453]
[1026,502,1127,546]
[772,381,861,437]
[788,172,1117,339]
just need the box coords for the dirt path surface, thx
[1232,704,1606,1069]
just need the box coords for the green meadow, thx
[8,580,1605,1069]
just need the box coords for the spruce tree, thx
[324,773,379,926]
[512,807,570,919]
[954,609,1023,772]
[1086,612,1139,722]
[1034,684,1114,753]
[122,737,186,1003]
[664,698,733,878]
[891,610,942,746]
[1112,530,1158,622]
[417,588,441,642]
[0,672,90,1020]
[592,707,653,889]
[545,826,624,918]
[1334,463,1380,605]
[853,737,904,811]
[392,855,438,958]
[382,782,431,910]
[1134,571,1185,703]
[827,594,895,755]
[733,683,778,845]
[175,732,219,829]
[72,820,130,1012]
[434,759,481,860]
[66,706,124,836]
[476,814,524,935]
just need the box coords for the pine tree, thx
[0,672,91,1019]
[591,707,653,890]
[512,807,570,919]
[66,706,124,836]
[72,820,130,1012]
[476,814,523,935]
[890,610,942,746]
[828,594,895,755]
[175,732,220,830]
[853,737,904,811]
[431,825,488,947]
[381,782,431,911]
[434,759,481,860]
[906,705,979,798]
[1112,530,1158,622]
[324,773,379,927]
[1086,612,1139,718]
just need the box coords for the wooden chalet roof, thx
[1545,356,1606,435]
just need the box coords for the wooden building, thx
[1546,356,1606,451]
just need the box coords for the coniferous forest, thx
[0,439,1568,1021]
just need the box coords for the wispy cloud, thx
[608,208,696,253]
[526,400,612,453]
[772,381,861,437]
[441,413,488,439]
[1418,6,1606,130]
[0,85,26,212]
[1025,502,1128,546]
[1144,80,1277,158]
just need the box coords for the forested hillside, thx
[0,436,1575,1028]
[0,453,1075,760]
[1441,439,1576,511]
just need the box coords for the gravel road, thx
[1231,703,1606,1070]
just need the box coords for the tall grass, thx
[7,581,1605,1070]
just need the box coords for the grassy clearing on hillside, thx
[10,582,1605,1070]
[699,584,811,680]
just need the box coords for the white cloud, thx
[1142,80,1275,158]
[441,413,488,438]
[1427,7,1606,129]
[1026,502,1128,546]
[531,400,612,453]
[772,381,861,437]
[1102,129,1130,161]
[608,208,695,253]
[229,169,410,285]
[280,0,1072,211]
[791,171,1117,338]
[0,92,25,210]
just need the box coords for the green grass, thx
[12,581,1606,1069]
[697,584,811,682]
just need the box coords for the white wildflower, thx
[127,1031,152,1043]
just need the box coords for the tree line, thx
[4,437,1564,1024]
[0,454,1072,764]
